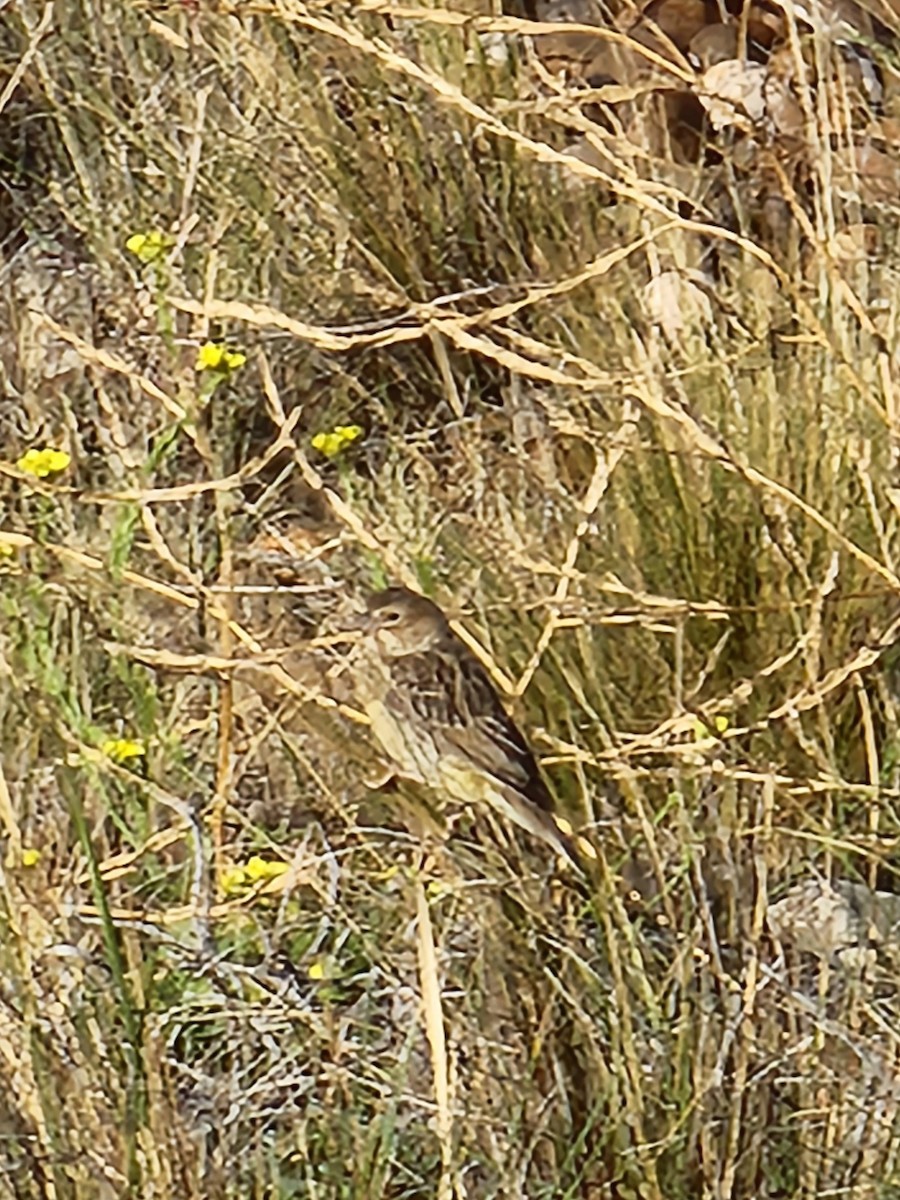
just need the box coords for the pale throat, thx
[376,625,440,657]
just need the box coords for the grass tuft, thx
[2,1,900,1195]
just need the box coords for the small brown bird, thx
[349,586,587,870]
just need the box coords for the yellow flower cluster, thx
[220,855,290,895]
[21,848,42,868]
[311,424,363,459]
[17,448,71,478]
[125,230,174,264]
[101,738,147,763]
[195,342,247,374]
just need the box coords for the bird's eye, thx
[380,609,402,626]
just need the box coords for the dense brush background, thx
[2,0,900,1196]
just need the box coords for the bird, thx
[347,585,590,871]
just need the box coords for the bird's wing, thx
[386,640,555,814]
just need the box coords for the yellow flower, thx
[219,856,288,896]
[692,715,730,741]
[17,448,71,478]
[125,230,174,264]
[308,960,325,981]
[21,848,42,868]
[220,865,248,895]
[101,738,147,763]
[195,342,247,373]
[0,542,14,557]
[311,425,363,459]
[244,855,289,882]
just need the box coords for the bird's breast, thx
[364,698,440,784]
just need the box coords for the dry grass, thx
[2,1,900,1196]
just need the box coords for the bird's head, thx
[354,587,449,657]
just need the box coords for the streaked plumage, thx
[350,586,585,869]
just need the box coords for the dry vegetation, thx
[2,0,900,1196]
